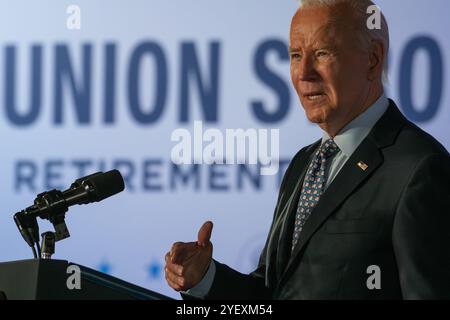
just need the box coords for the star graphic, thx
[98,261,112,274]
[147,260,162,280]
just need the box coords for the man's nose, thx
[298,55,319,81]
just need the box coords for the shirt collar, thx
[322,93,389,157]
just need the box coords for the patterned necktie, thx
[291,138,340,250]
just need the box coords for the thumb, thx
[197,221,213,247]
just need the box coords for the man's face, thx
[290,6,372,130]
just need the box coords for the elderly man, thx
[165,0,450,299]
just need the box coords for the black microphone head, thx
[70,171,103,189]
[86,169,125,202]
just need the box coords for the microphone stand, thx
[14,190,71,259]
[41,232,56,259]
[12,170,124,259]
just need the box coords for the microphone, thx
[14,170,125,250]
[60,169,125,206]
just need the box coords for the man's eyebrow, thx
[288,46,301,52]
[312,44,334,50]
[311,37,338,50]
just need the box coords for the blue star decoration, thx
[98,261,113,274]
[147,260,162,280]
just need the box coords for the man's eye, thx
[316,50,330,58]
[290,53,301,60]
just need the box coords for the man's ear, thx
[368,40,384,81]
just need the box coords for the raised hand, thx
[165,221,213,291]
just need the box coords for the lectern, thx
[0,259,172,300]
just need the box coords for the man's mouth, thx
[303,92,326,101]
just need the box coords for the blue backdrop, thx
[0,0,448,299]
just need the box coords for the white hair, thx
[299,0,390,83]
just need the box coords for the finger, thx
[167,279,181,291]
[170,242,186,263]
[165,269,182,291]
[170,242,184,256]
[165,259,184,276]
[171,242,197,264]
[165,266,185,287]
[197,221,213,247]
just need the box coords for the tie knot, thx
[319,139,339,159]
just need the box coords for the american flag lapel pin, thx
[357,161,368,171]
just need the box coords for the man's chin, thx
[304,108,328,124]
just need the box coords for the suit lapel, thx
[274,141,320,281]
[277,100,407,288]
[264,140,320,287]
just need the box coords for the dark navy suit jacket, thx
[205,100,450,299]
